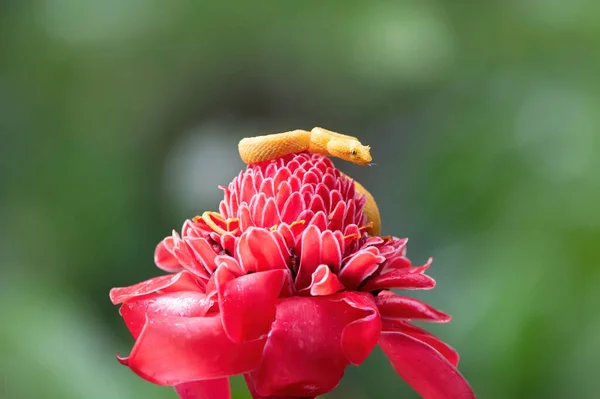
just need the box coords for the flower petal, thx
[155,237,183,272]
[239,204,254,231]
[262,198,281,228]
[110,271,202,305]
[338,248,385,289]
[236,228,288,272]
[320,230,342,273]
[215,254,244,276]
[186,237,218,274]
[174,378,230,399]
[118,314,266,385]
[281,191,304,223]
[361,269,436,291]
[302,264,345,296]
[120,291,214,339]
[337,292,381,365]
[244,375,314,399]
[295,225,321,290]
[216,267,288,343]
[379,331,475,399]
[248,293,379,397]
[375,293,452,323]
[382,320,460,367]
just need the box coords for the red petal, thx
[237,228,288,272]
[215,254,244,276]
[276,224,295,248]
[240,173,257,204]
[110,271,202,305]
[239,204,255,231]
[380,256,412,274]
[338,249,385,289]
[375,293,452,323]
[303,170,320,186]
[251,193,268,227]
[309,195,326,214]
[175,379,230,399]
[120,291,213,339]
[275,181,292,212]
[382,320,460,367]
[328,201,346,232]
[259,177,275,198]
[320,230,342,273]
[248,293,379,397]
[273,167,292,195]
[323,173,336,190]
[343,199,356,229]
[219,234,236,259]
[244,375,314,399]
[186,237,218,274]
[315,183,330,211]
[295,225,322,290]
[337,292,381,365]
[171,233,211,278]
[118,314,266,385]
[281,191,304,223]
[216,268,288,343]
[307,211,327,231]
[361,269,436,291]
[301,264,345,296]
[155,237,184,272]
[262,198,281,228]
[379,331,475,399]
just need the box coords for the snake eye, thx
[351,149,357,156]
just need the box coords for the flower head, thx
[111,153,475,399]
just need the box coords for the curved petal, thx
[110,271,202,305]
[281,191,304,223]
[174,378,230,399]
[361,269,436,292]
[186,237,218,274]
[172,233,210,278]
[295,225,322,290]
[215,254,244,277]
[118,314,266,386]
[244,375,314,399]
[382,320,460,367]
[375,293,451,323]
[337,292,381,365]
[338,248,385,289]
[248,293,379,397]
[216,268,288,343]
[320,230,342,273]
[379,331,475,399]
[155,236,184,272]
[302,264,345,296]
[237,228,288,272]
[120,291,214,339]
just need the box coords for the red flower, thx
[111,153,475,399]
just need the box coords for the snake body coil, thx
[238,127,381,235]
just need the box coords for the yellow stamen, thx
[226,218,239,230]
[290,220,306,228]
[343,233,361,241]
[201,211,229,235]
[359,221,374,232]
[270,219,306,232]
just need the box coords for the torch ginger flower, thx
[110,153,475,399]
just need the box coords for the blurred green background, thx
[2,1,599,398]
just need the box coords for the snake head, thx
[327,138,372,165]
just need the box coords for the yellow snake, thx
[238,127,381,236]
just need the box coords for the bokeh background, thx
[2,1,599,398]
